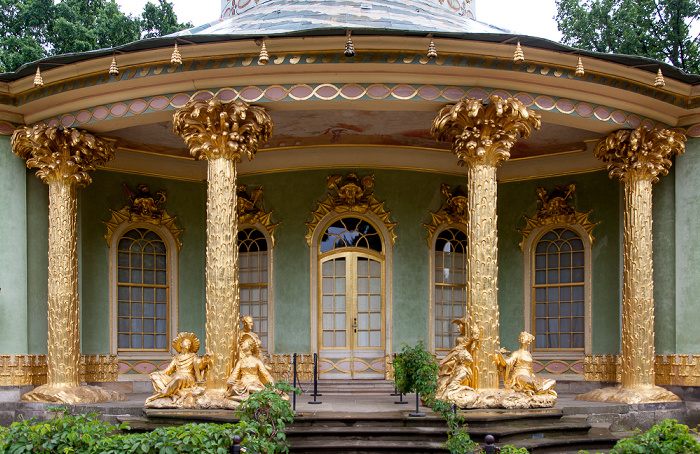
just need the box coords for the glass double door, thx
[319,251,384,378]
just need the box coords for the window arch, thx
[112,226,178,355]
[525,226,591,355]
[238,227,271,351]
[432,227,468,351]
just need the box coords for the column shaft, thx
[46,179,80,388]
[621,177,655,389]
[205,157,239,390]
[466,163,500,390]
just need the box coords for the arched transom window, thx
[434,228,467,351]
[320,217,383,253]
[116,228,170,351]
[238,227,270,350]
[532,228,586,351]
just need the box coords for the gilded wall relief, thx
[237,184,279,246]
[423,183,468,246]
[517,183,599,250]
[305,173,396,245]
[103,183,184,250]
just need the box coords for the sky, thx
[116,0,565,42]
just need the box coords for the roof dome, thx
[176,0,507,37]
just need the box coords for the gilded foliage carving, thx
[305,173,396,246]
[238,185,279,246]
[423,184,468,246]
[430,95,541,167]
[103,183,184,250]
[517,183,600,250]
[173,98,273,162]
[594,126,685,183]
[11,125,114,186]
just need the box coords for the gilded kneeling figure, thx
[226,337,275,401]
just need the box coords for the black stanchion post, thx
[292,353,297,412]
[390,353,400,396]
[408,391,426,417]
[483,435,496,453]
[229,435,241,454]
[308,353,322,405]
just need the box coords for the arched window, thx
[115,228,171,352]
[433,228,467,351]
[238,227,270,350]
[530,227,589,352]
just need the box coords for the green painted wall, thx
[0,137,29,353]
[674,138,700,353]
[498,170,621,354]
[653,165,676,354]
[79,170,207,354]
[26,170,49,354]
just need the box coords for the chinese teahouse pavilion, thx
[0,0,698,406]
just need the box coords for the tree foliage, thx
[0,0,192,73]
[556,0,700,74]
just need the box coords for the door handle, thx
[353,317,357,332]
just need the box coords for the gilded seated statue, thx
[495,331,556,397]
[226,337,275,401]
[145,332,210,405]
[437,317,480,395]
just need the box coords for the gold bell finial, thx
[514,40,524,64]
[575,57,585,77]
[258,39,269,65]
[655,67,665,88]
[171,42,182,66]
[344,31,355,57]
[33,66,44,87]
[427,36,437,59]
[109,56,119,76]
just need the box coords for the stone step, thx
[289,439,449,453]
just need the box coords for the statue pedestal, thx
[440,388,557,409]
[576,385,680,404]
[21,384,125,405]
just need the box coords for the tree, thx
[556,0,700,74]
[0,0,192,73]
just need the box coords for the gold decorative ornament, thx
[423,184,468,246]
[577,127,685,404]
[12,125,122,404]
[655,68,665,88]
[109,56,119,76]
[344,31,355,57]
[517,183,600,250]
[427,36,437,60]
[237,185,279,246]
[0,354,118,386]
[226,316,278,402]
[575,57,585,77]
[103,182,184,250]
[145,332,211,407]
[171,42,182,66]
[33,66,44,87]
[585,354,700,387]
[173,98,273,407]
[305,173,396,245]
[513,41,524,64]
[432,96,541,392]
[258,39,269,65]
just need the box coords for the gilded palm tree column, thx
[577,126,684,404]
[432,96,541,390]
[12,125,122,404]
[174,99,273,397]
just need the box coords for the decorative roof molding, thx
[423,184,468,247]
[305,173,396,246]
[103,182,184,250]
[516,183,599,251]
[237,184,279,247]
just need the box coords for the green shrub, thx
[0,383,299,454]
[235,380,299,454]
[608,419,700,454]
[392,341,439,397]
